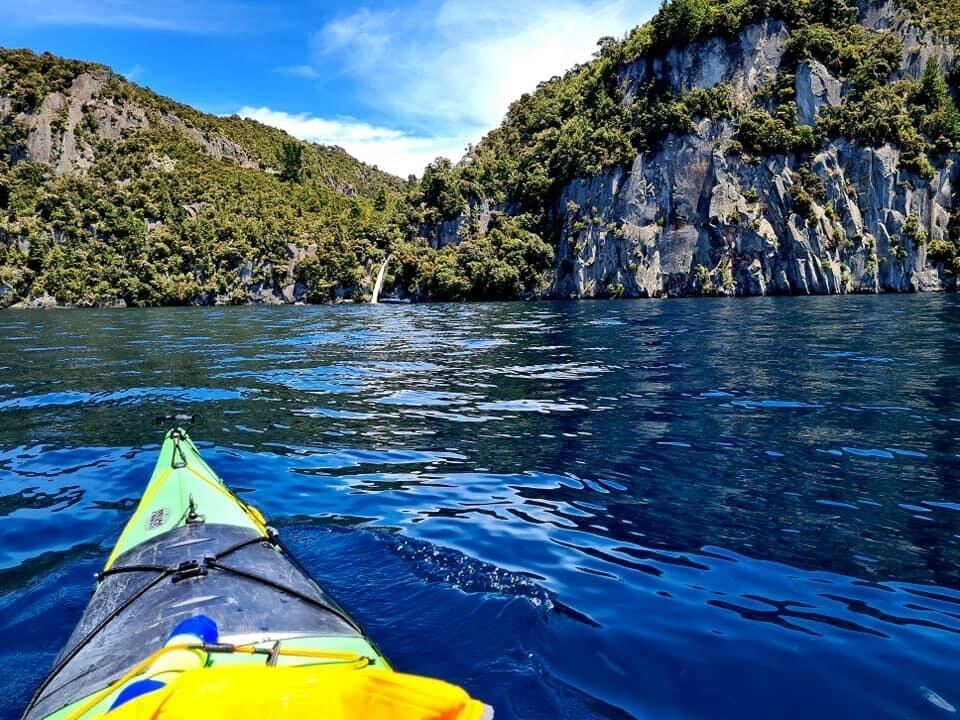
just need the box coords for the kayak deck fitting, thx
[24,428,491,720]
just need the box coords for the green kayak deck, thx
[25,428,389,720]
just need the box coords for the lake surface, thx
[1,296,959,719]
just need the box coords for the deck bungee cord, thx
[23,424,492,720]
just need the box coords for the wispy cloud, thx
[313,0,656,134]
[122,64,145,81]
[237,106,473,178]
[3,0,267,33]
[276,64,322,79]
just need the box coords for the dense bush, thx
[784,24,902,96]
[916,61,960,150]
[0,49,100,112]
[294,236,372,303]
[640,0,812,59]
[650,0,716,50]
[902,0,960,40]
[417,158,465,222]
[738,105,815,155]
[392,214,554,301]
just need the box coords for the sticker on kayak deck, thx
[146,508,169,530]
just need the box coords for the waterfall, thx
[371,255,390,304]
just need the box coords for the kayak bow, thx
[24,428,491,720]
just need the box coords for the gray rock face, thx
[550,128,956,298]
[282,282,309,304]
[17,71,258,175]
[796,61,843,126]
[436,7,960,299]
[11,293,59,309]
[247,283,285,305]
[423,198,495,249]
[619,19,789,103]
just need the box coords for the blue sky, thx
[1,0,659,177]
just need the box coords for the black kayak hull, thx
[24,523,382,719]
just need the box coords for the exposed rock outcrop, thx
[550,131,956,298]
[619,18,790,103]
[17,70,258,175]
[795,61,843,126]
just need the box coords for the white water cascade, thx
[370,256,391,304]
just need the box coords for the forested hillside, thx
[4,0,960,306]
[0,49,403,307]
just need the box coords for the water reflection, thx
[0,296,958,719]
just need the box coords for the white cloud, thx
[245,0,657,176]
[237,106,473,178]
[320,8,395,64]
[312,0,657,133]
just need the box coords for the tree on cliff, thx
[278,141,303,183]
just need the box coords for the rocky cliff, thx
[409,0,960,299]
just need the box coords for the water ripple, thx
[0,297,958,720]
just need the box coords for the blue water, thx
[1,296,959,719]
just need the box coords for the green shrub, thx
[650,0,715,51]
[0,50,99,112]
[903,213,929,246]
[927,238,957,267]
[737,107,810,155]
[606,281,627,298]
[785,24,901,93]
[791,188,814,220]
[694,263,716,295]
[417,158,465,221]
[904,0,960,40]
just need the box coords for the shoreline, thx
[4,287,956,310]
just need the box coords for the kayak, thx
[23,426,491,720]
